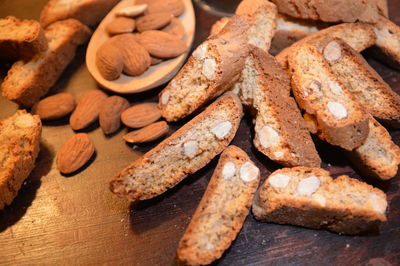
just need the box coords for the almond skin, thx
[33,93,75,120]
[56,133,95,174]
[96,39,124,81]
[121,102,161,128]
[147,0,185,17]
[124,121,169,143]
[136,30,187,59]
[106,17,136,35]
[99,96,130,135]
[112,34,152,76]
[136,12,172,32]
[70,90,108,130]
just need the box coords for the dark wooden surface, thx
[1,1,400,265]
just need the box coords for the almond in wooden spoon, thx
[136,12,172,32]
[124,121,169,143]
[121,102,161,128]
[106,17,136,35]
[56,133,95,174]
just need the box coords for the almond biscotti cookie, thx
[40,0,120,27]
[252,167,388,235]
[0,16,47,60]
[110,92,243,202]
[271,0,387,23]
[232,46,321,167]
[177,146,260,266]
[322,38,400,128]
[0,110,41,210]
[277,23,376,71]
[348,116,400,180]
[289,43,369,150]
[235,0,277,52]
[372,16,400,70]
[159,16,249,122]
[2,19,91,107]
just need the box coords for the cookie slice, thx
[322,38,400,128]
[252,167,388,235]
[235,0,277,51]
[0,110,42,210]
[289,43,369,150]
[2,19,91,107]
[159,15,249,122]
[348,116,400,180]
[277,23,376,71]
[372,16,400,70]
[110,92,243,202]
[177,146,260,266]
[232,46,321,167]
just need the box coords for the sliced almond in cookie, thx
[121,102,161,128]
[136,12,172,32]
[106,17,136,35]
[33,93,75,120]
[123,121,169,143]
[147,0,185,17]
[136,30,187,59]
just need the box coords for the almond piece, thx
[150,56,163,65]
[96,39,124,81]
[106,17,136,35]
[147,0,185,17]
[121,102,161,128]
[161,17,185,40]
[33,93,75,120]
[99,96,130,135]
[123,121,169,143]
[112,34,151,76]
[136,12,172,32]
[70,90,108,130]
[136,30,187,59]
[115,4,148,17]
[56,133,95,174]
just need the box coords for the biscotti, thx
[289,43,369,150]
[277,23,376,71]
[177,146,260,266]
[252,167,388,235]
[232,46,321,167]
[40,0,120,27]
[322,38,400,128]
[0,110,41,210]
[271,0,387,23]
[348,116,400,180]
[159,16,249,122]
[235,0,277,52]
[270,14,328,55]
[372,16,400,70]
[2,19,91,107]
[110,92,243,202]
[0,16,47,60]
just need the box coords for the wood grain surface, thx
[0,1,399,265]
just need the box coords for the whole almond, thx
[99,96,130,135]
[56,133,95,174]
[106,17,136,35]
[147,0,185,17]
[96,39,124,80]
[115,4,148,17]
[70,90,108,130]
[136,30,187,59]
[112,34,151,76]
[136,12,172,32]
[121,102,161,128]
[124,121,169,143]
[161,17,185,40]
[33,93,75,120]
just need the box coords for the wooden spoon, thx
[86,0,195,94]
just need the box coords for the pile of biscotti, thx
[110,0,400,265]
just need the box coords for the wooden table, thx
[1,1,399,265]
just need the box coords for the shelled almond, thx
[33,93,76,120]
[99,95,130,135]
[121,103,162,128]
[123,121,169,143]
